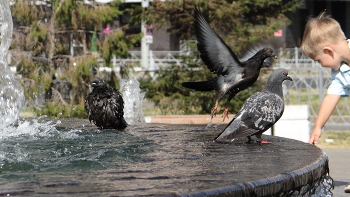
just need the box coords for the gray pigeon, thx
[85,77,127,131]
[182,7,277,121]
[214,68,292,143]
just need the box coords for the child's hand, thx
[308,128,322,144]
[309,94,340,145]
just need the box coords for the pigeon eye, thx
[282,72,285,75]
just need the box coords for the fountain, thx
[120,79,146,124]
[0,0,25,131]
[0,1,333,196]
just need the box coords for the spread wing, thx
[194,7,244,76]
[215,91,284,141]
[238,44,275,68]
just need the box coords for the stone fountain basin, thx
[0,118,329,196]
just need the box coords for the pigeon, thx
[214,68,292,143]
[85,77,128,130]
[182,7,277,121]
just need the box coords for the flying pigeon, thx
[182,7,277,121]
[85,77,128,130]
[214,68,292,143]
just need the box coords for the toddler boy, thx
[301,11,350,193]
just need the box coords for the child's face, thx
[313,52,341,70]
[313,39,349,70]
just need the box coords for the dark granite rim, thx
[181,151,329,196]
[2,118,332,196]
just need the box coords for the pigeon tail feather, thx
[182,77,218,91]
[113,119,128,131]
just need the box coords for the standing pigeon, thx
[182,7,277,121]
[85,77,128,130]
[214,68,292,143]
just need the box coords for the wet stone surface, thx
[0,118,330,196]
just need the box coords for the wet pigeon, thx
[214,68,292,143]
[85,77,128,130]
[182,7,277,121]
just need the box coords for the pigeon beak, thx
[273,55,278,59]
[286,76,292,81]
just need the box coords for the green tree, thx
[132,0,302,51]
[139,43,271,115]
[136,0,301,115]
[10,0,142,118]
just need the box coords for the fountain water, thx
[0,0,25,131]
[0,0,150,181]
[0,1,333,196]
[120,79,145,124]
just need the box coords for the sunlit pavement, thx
[323,149,350,196]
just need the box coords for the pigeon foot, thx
[221,108,229,121]
[210,107,217,119]
[257,139,271,144]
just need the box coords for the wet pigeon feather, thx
[214,68,292,143]
[85,77,127,130]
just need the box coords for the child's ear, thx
[323,46,335,58]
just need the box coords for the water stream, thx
[0,0,25,131]
[0,0,151,181]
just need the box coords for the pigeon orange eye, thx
[282,72,285,75]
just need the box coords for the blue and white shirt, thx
[327,39,350,96]
[328,63,350,96]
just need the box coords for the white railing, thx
[8,47,349,129]
[276,48,350,128]
[110,47,350,128]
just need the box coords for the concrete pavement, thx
[322,149,350,196]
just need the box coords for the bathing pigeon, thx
[182,7,277,121]
[85,77,128,130]
[214,68,292,143]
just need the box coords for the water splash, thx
[0,118,154,176]
[0,0,25,131]
[120,79,145,124]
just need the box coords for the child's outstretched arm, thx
[309,94,341,144]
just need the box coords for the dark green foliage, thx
[139,48,266,115]
[136,0,300,115]
[54,0,123,30]
[16,56,52,106]
[10,0,301,118]
[32,101,87,119]
[101,29,143,66]
[10,0,135,118]
[132,0,302,51]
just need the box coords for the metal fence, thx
[8,45,348,129]
[112,47,350,129]
[277,48,350,130]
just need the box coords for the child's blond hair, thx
[301,11,346,58]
